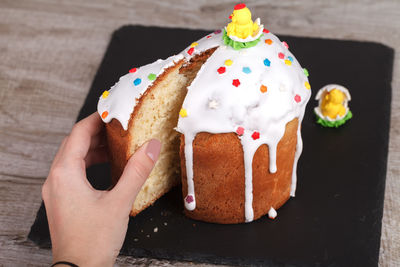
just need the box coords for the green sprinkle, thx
[148,73,156,81]
[303,68,309,77]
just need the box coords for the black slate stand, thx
[28,26,394,266]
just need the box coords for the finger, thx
[63,112,104,161]
[84,146,109,167]
[109,139,161,208]
[89,129,107,151]
[49,135,69,171]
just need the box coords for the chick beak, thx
[229,14,233,19]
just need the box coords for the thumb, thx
[109,139,161,209]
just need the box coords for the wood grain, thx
[0,0,399,266]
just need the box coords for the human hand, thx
[42,112,161,266]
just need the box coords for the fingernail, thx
[145,139,161,162]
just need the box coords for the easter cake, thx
[97,3,311,223]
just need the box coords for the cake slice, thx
[98,50,217,215]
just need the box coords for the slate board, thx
[28,25,394,266]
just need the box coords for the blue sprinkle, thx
[288,56,294,62]
[242,67,252,74]
[264,58,271,67]
[133,78,141,86]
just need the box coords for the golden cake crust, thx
[180,119,298,224]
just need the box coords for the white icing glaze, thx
[268,207,277,219]
[97,54,184,130]
[176,28,311,222]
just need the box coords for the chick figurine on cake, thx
[314,84,352,127]
[227,3,259,39]
[223,3,263,50]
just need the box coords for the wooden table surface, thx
[1,1,399,266]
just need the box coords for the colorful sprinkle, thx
[101,90,109,99]
[305,82,311,90]
[263,28,270,34]
[251,131,260,140]
[282,41,289,49]
[260,85,268,93]
[179,108,187,117]
[232,79,241,87]
[303,68,309,77]
[224,59,233,66]
[278,52,285,59]
[190,42,199,47]
[236,126,244,136]
[185,195,194,203]
[129,68,137,73]
[265,39,273,45]
[187,47,194,55]
[288,56,293,62]
[148,73,156,81]
[284,59,292,66]
[263,58,271,67]
[101,111,108,119]
[217,66,226,74]
[133,78,141,86]
[206,35,212,39]
[208,99,219,109]
[242,67,251,74]
[295,94,301,103]
[214,29,222,34]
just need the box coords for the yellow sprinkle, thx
[179,108,187,117]
[284,59,292,66]
[102,90,109,99]
[190,42,199,48]
[224,59,233,66]
[305,82,311,90]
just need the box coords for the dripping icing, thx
[176,28,311,222]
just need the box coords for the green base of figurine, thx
[222,29,261,50]
[315,110,353,128]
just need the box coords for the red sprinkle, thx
[252,131,260,140]
[236,126,244,136]
[295,94,301,103]
[282,41,289,49]
[278,52,285,59]
[129,68,137,73]
[187,47,194,55]
[232,79,241,87]
[217,66,226,74]
[206,35,212,38]
[185,195,194,203]
[263,28,270,34]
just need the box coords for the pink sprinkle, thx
[295,94,301,103]
[252,131,260,140]
[278,52,285,59]
[214,29,222,34]
[236,126,244,136]
[282,41,289,49]
[185,195,194,203]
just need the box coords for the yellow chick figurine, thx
[320,89,347,119]
[227,3,259,39]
